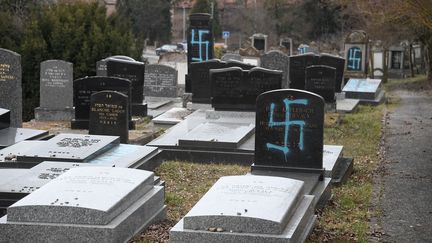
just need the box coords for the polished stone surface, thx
[0,128,48,148]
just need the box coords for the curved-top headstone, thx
[0,48,22,127]
[261,50,290,88]
[39,60,73,109]
[254,89,324,169]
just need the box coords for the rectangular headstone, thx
[182,175,305,234]
[190,60,226,103]
[16,133,120,162]
[144,64,178,97]
[305,65,336,103]
[0,48,22,127]
[319,54,345,92]
[96,59,107,76]
[0,108,10,129]
[261,50,290,88]
[178,122,254,149]
[89,91,129,143]
[39,60,73,109]
[289,53,316,90]
[253,89,324,171]
[71,76,133,129]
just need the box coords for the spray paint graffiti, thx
[347,47,362,70]
[266,98,308,162]
[190,29,210,62]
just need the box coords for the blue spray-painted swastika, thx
[298,47,308,54]
[266,98,308,162]
[347,47,362,70]
[191,29,210,62]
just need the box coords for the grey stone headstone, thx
[144,64,178,97]
[0,48,22,127]
[261,50,290,88]
[39,60,73,109]
[96,59,107,76]
[7,167,154,225]
[16,133,120,162]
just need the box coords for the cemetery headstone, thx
[189,59,226,103]
[0,167,166,243]
[261,50,290,88]
[280,38,293,56]
[0,108,10,129]
[35,60,74,120]
[251,33,268,53]
[305,65,336,103]
[89,91,129,143]
[16,133,120,162]
[144,64,178,97]
[106,58,147,116]
[344,30,369,78]
[0,48,22,127]
[71,76,133,130]
[320,54,345,92]
[253,89,324,171]
[170,175,316,242]
[289,53,316,89]
[342,78,385,104]
[96,59,107,76]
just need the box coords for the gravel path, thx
[373,85,432,242]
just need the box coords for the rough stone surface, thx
[144,64,177,97]
[0,48,22,127]
[261,50,290,88]
[39,60,73,109]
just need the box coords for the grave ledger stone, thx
[0,167,166,243]
[170,175,316,242]
[144,64,178,97]
[89,91,129,143]
[71,76,135,130]
[0,48,22,127]
[35,60,74,121]
[106,58,147,116]
[210,67,282,111]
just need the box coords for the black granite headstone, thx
[89,91,128,143]
[71,76,133,129]
[0,108,10,129]
[288,53,316,90]
[319,54,345,92]
[186,13,214,93]
[0,48,22,127]
[210,67,282,111]
[305,65,336,103]
[253,89,324,171]
[106,59,147,116]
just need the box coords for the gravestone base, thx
[331,157,354,186]
[324,102,336,113]
[34,107,75,121]
[0,187,166,243]
[355,90,385,105]
[336,98,360,113]
[132,103,148,116]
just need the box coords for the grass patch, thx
[383,75,429,91]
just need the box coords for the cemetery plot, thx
[0,167,166,243]
[0,128,49,149]
[170,175,316,242]
[342,78,385,105]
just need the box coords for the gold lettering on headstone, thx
[91,101,125,125]
[0,63,15,81]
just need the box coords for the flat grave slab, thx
[336,98,360,113]
[16,133,119,162]
[178,122,255,149]
[152,107,193,125]
[0,128,49,148]
[0,167,166,243]
[323,145,343,177]
[89,144,159,168]
[342,79,385,105]
[0,141,44,162]
[170,175,316,243]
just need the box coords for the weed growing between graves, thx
[311,104,385,242]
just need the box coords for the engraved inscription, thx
[0,63,15,81]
